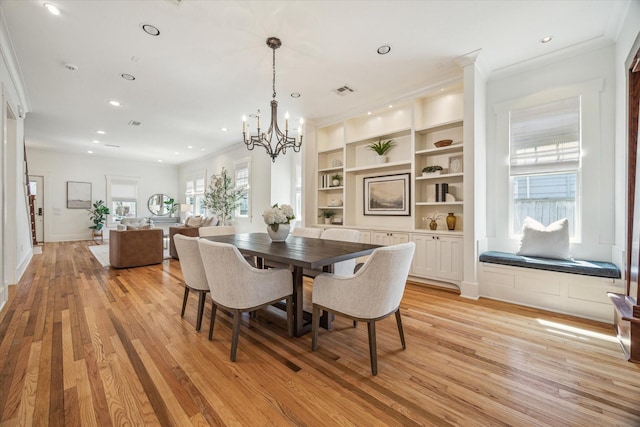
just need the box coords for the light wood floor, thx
[1,241,640,426]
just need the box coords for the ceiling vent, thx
[167,0,185,5]
[128,120,142,126]
[334,85,355,96]
[105,144,120,148]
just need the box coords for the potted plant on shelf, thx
[321,210,335,224]
[331,174,342,187]
[367,138,395,164]
[87,200,110,235]
[422,165,444,177]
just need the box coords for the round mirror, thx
[147,194,173,216]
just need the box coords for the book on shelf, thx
[435,183,449,203]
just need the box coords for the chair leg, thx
[230,309,242,362]
[181,286,190,317]
[208,301,218,340]
[367,320,378,376]
[286,295,293,338]
[311,304,321,351]
[353,321,358,328]
[196,291,206,332]
[395,309,406,350]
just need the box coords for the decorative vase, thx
[324,218,332,224]
[267,224,290,242]
[446,213,456,230]
[375,155,388,164]
[332,179,340,186]
[429,220,438,230]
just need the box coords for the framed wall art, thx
[363,173,410,216]
[67,181,92,209]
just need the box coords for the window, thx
[234,160,250,218]
[106,176,139,223]
[185,175,206,216]
[509,96,581,237]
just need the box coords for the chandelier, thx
[242,37,303,162]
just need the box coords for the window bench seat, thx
[478,251,624,323]
[479,251,621,279]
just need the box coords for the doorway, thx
[28,175,44,243]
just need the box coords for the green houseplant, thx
[203,167,246,225]
[422,165,443,175]
[367,138,395,164]
[331,173,342,186]
[163,197,179,217]
[321,210,335,224]
[87,200,110,230]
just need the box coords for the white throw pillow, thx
[516,217,570,259]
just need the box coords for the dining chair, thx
[173,234,210,332]
[198,225,235,237]
[291,227,322,238]
[311,241,416,375]
[306,228,360,276]
[198,239,293,361]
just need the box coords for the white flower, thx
[262,203,296,230]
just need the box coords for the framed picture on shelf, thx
[363,173,410,216]
[449,155,463,174]
[67,181,92,209]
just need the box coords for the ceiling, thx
[0,0,630,165]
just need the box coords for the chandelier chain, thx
[272,46,277,100]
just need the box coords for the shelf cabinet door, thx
[411,234,437,277]
[410,234,462,281]
[436,236,463,281]
[372,231,409,246]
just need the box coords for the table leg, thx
[291,266,310,337]
[319,265,335,330]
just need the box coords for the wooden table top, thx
[200,232,381,270]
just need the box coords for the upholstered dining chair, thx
[198,239,293,361]
[291,227,323,238]
[311,241,416,375]
[310,228,360,276]
[198,225,236,237]
[173,234,210,332]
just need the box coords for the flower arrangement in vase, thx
[262,203,295,241]
[423,213,443,230]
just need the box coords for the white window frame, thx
[508,95,582,239]
[185,171,206,217]
[106,175,140,225]
[233,158,251,220]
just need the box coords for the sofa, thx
[109,228,164,268]
[169,215,218,259]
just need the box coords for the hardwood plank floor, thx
[1,241,639,426]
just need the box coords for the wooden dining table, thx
[201,232,381,337]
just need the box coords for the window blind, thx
[510,96,581,176]
[111,179,137,201]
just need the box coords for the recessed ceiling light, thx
[200,148,205,151]
[367,111,372,115]
[142,24,160,37]
[96,130,106,135]
[174,152,180,155]
[221,127,228,132]
[377,45,391,55]
[108,100,122,107]
[44,3,60,16]
[541,36,553,44]
[187,145,193,149]
[121,73,136,81]
[290,92,301,98]
[158,159,163,163]
[87,150,93,154]
[388,104,393,108]
[92,140,100,144]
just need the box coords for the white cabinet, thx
[411,233,462,283]
[372,231,410,246]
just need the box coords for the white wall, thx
[27,148,178,242]
[614,1,640,270]
[486,44,617,262]
[0,13,30,309]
